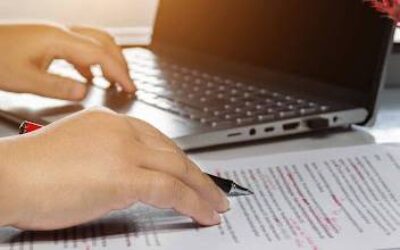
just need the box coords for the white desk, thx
[0,89,399,161]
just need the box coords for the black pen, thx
[207,174,253,196]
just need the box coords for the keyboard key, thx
[222,113,243,121]
[294,99,305,105]
[300,107,317,115]
[206,82,215,88]
[218,86,226,91]
[199,117,220,124]
[257,114,275,122]
[247,86,256,91]
[236,117,257,125]
[209,120,234,128]
[320,105,330,111]
[234,107,244,113]
[245,111,255,116]
[308,102,317,107]
[279,110,297,119]
[202,106,220,113]
[224,104,233,110]
[235,82,244,88]
[243,92,252,98]
[244,101,255,107]
[212,110,230,117]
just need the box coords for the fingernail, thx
[223,196,230,211]
[127,82,136,93]
[218,188,230,211]
[212,211,221,224]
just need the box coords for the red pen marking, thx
[289,218,321,250]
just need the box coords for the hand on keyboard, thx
[0,24,135,100]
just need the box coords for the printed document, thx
[1,144,400,250]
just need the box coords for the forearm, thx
[0,138,23,227]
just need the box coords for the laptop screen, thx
[152,0,393,107]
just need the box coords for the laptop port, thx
[264,127,275,133]
[227,132,242,137]
[306,118,329,130]
[249,128,256,136]
[283,122,300,131]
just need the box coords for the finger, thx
[125,117,229,212]
[69,26,127,67]
[74,65,93,81]
[68,26,130,88]
[24,69,87,100]
[53,31,135,93]
[135,132,177,152]
[131,168,221,226]
[126,117,179,153]
[138,146,230,213]
[127,117,174,143]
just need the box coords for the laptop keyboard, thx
[125,49,331,129]
[49,49,333,129]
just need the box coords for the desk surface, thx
[0,88,399,162]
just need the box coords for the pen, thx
[0,109,48,127]
[19,120,254,196]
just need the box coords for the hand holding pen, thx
[0,108,253,231]
[0,108,230,230]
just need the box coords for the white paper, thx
[1,144,400,250]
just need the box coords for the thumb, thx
[26,71,88,101]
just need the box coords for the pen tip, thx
[230,183,254,196]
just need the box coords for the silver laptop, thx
[0,0,395,150]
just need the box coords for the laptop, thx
[0,0,395,150]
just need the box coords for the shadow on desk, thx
[0,207,197,247]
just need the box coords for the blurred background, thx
[0,0,399,86]
[0,0,159,45]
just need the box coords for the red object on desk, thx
[19,121,43,134]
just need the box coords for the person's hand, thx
[0,24,135,101]
[0,108,229,230]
